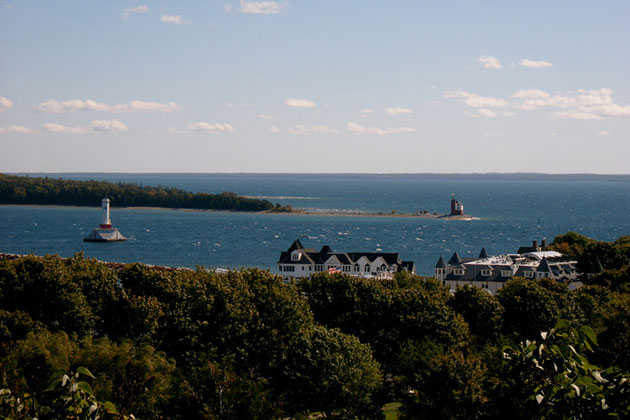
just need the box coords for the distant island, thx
[0,173,288,212]
[0,174,479,218]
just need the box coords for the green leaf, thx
[555,318,570,329]
[580,326,598,347]
[76,381,93,395]
[103,400,119,414]
[45,378,62,392]
[76,366,95,379]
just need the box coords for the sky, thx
[1,0,629,174]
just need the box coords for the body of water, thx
[2,173,630,275]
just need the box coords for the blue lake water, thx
[1,174,630,275]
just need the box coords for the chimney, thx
[532,240,538,250]
[541,239,547,248]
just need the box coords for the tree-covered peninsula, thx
[0,174,285,212]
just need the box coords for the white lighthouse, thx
[84,198,126,242]
[100,198,112,228]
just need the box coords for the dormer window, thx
[454,269,465,276]
[364,264,370,272]
[481,269,492,277]
[524,271,534,278]
[291,252,301,261]
[501,270,512,277]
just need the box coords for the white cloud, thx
[519,59,553,68]
[0,125,37,134]
[361,108,372,114]
[43,120,128,134]
[43,123,88,134]
[346,122,416,136]
[597,130,611,136]
[239,1,286,14]
[258,114,276,120]
[0,96,13,111]
[160,15,190,24]
[270,125,280,134]
[287,125,338,135]
[385,107,412,116]
[554,111,602,120]
[123,5,148,19]
[285,98,316,108]
[188,122,235,134]
[478,56,502,69]
[34,99,181,113]
[444,91,507,108]
[587,104,630,117]
[511,89,550,99]
[90,119,128,132]
[477,108,497,118]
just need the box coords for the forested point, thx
[1,234,630,419]
[0,174,287,212]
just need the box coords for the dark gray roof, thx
[538,257,552,273]
[435,256,447,268]
[448,252,463,265]
[478,247,489,259]
[288,239,304,252]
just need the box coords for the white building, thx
[278,239,415,281]
[435,241,581,294]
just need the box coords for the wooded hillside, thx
[0,174,281,212]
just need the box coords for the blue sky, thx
[1,1,629,173]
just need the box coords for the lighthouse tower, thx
[100,198,112,229]
[84,198,126,242]
[450,194,464,216]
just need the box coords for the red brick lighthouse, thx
[450,195,464,216]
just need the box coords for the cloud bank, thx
[0,96,13,112]
[478,56,502,69]
[239,1,286,14]
[34,99,181,113]
[43,120,129,134]
[188,122,236,134]
[347,122,415,135]
[285,98,316,108]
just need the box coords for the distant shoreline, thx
[9,172,630,182]
[0,204,479,220]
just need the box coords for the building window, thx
[291,253,300,261]
[279,266,283,272]
[501,270,512,277]
[364,265,370,272]
[524,271,534,278]
[302,266,305,271]
[454,269,464,276]
[481,269,491,277]
[315,265,323,271]
[354,265,360,272]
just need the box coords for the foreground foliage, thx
[1,232,630,418]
